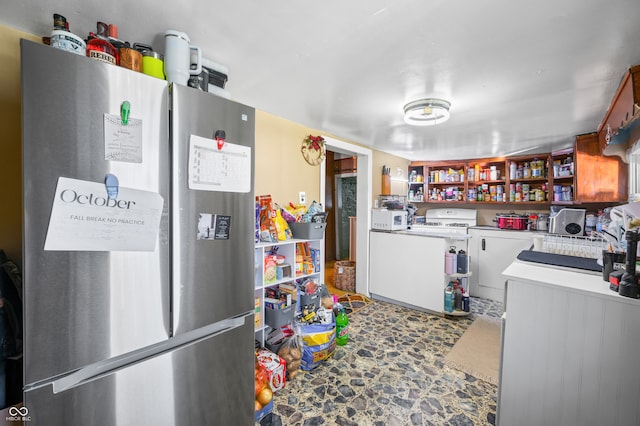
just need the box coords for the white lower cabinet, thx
[468,228,534,303]
[498,263,640,426]
[369,231,470,315]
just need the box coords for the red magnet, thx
[214,130,226,150]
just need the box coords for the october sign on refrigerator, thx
[21,39,255,425]
[44,177,164,251]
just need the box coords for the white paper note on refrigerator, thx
[188,134,251,193]
[44,177,164,251]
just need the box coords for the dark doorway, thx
[325,154,357,261]
[335,175,357,260]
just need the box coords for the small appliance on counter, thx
[549,207,586,235]
[371,208,408,231]
[494,212,529,230]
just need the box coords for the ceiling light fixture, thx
[403,98,451,126]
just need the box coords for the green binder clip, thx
[120,101,130,125]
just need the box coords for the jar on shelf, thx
[468,167,475,182]
[531,158,541,177]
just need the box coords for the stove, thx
[410,208,477,234]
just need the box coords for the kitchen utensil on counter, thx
[618,230,640,298]
[163,30,202,85]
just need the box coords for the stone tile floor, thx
[259,297,504,425]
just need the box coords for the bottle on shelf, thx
[445,247,457,274]
[336,309,349,346]
[456,249,468,274]
[106,24,142,72]
[86,22,119,65]
[454,282,463,310]
[444,284,454,313]
[50,13,86,56]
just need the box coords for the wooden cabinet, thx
[466,158,508,203]
[413,155,553,205]
[423,161,466,202]
[506,155,549,203]
[597,65,640,153]
[550,147,575,204]
[407,163,426,202]
[574,133,628,203]
[410,137,628,205]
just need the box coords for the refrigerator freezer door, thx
[21,40,171,385]
[171,84,256,334]
[23,315,255,426]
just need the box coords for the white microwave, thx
[371,209,408,231]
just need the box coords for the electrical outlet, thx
[299,191,306,204]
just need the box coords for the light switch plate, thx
[299,191,306,204]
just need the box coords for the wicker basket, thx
[334,261,356,292]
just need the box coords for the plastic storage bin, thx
[299,290,320,309]
[289,222,326,239]
[264,301,296,328]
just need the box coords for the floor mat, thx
[336,293,372,315]
[443,315,501,385]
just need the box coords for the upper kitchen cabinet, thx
[466,158,507,203]
[424,161,466,202]
[574,132,628,203]
[407,163,426,202]
[597,65,640,156]
[550,147,575,204]
[506,155,550,203]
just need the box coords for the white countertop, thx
[503,259,640,306]
[371,229,471,240]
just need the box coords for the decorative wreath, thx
[301,134,326,165]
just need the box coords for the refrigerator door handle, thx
[38,315,249,394]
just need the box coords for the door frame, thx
[320,137,372,296]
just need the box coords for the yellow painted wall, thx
[255,110,322,206]
[255,110,410,207]
[0,27,39,264]
[371,151,411,201]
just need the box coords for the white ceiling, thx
[3,0,640,161]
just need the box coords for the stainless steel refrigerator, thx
[20,39,255,425]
